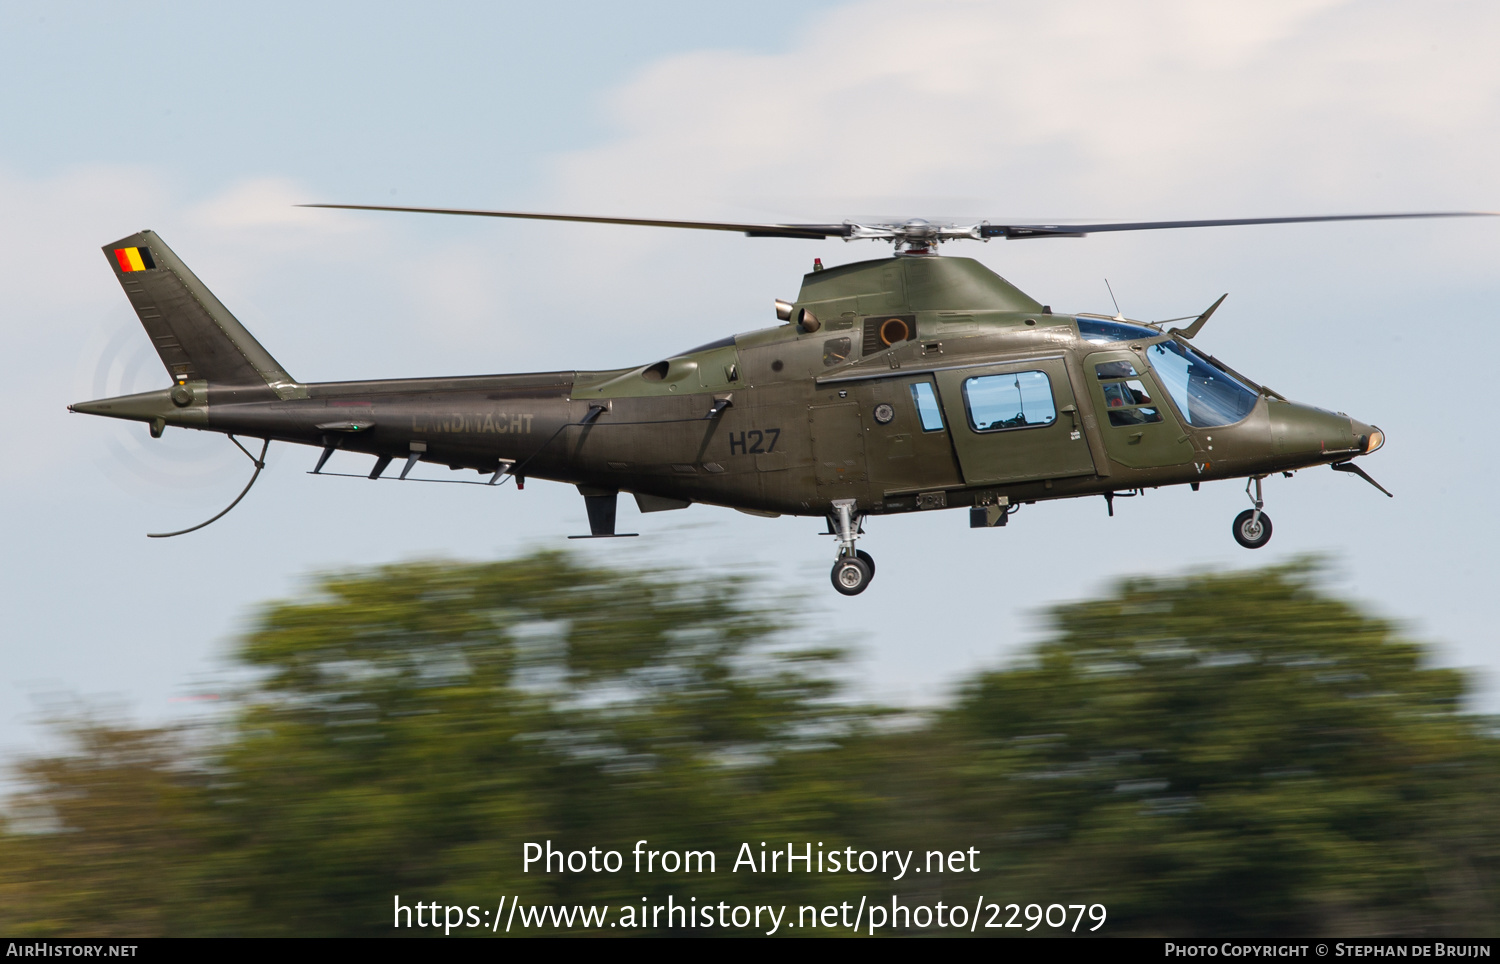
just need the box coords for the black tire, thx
[856,549,876,582]
[831,556,873,596]
[1232,509,1273,549]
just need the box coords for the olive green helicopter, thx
[70,206,1494,594]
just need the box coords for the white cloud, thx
[188,177,367,234]
[551,0,1500,220]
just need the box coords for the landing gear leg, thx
[829,499,873,596]
[1232,476,1273,549]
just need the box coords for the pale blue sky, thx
[1,2,836,192]
[4,0,1498,763]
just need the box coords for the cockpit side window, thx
[1094,360,1138,379]
[1097,369,1164,426]
[1147,340,1258,427]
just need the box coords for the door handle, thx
[1061,404,1082,439]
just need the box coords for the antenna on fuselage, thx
[1104,279,1126,321]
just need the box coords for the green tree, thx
[4,555,1498,937]
[0,723,219,937]
[210,550,880,934]
[2,550,881,935]
[931,560,1500,936]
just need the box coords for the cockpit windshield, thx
[1146,340,1258,427]
[1077,318,1160,343]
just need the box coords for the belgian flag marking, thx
[113,246,156,272]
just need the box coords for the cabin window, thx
[909,381,945,432]
[962,371,1056,432]
[1147,340,1258,427]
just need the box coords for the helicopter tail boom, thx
[101,231,299,396]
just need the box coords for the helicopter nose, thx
[1269,401,1371,461]
[1349,419,1385,455]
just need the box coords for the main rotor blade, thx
[299,203,852,240]
[304,203,1498,244]
[983,211,1498,239]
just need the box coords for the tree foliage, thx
[2,554,1496,936]
[929,561,1500,935]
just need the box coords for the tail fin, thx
[104,230,299,395]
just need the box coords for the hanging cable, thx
[148,437,270,538]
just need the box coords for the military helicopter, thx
[70,207,1493,594]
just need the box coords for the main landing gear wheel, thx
[832,555,873,596]
[1232,508,1273,549]
[826,498,874,596]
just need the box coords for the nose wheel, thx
[1232,508,1273,548]
[832,553,874,595]
[827,500,876,595]
[1232,476,1273,549]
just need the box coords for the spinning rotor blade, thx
[982,211,1499,239]
[299,204,851,240]
[304,204,1498,246]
